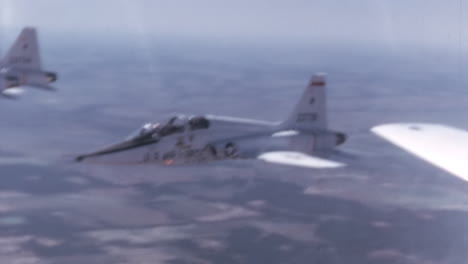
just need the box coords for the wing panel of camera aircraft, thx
[372,123,468,182]
[76,73,347,169]
[0,27,58,98]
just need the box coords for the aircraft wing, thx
[0,78,16,99]
[23,83,56,91]
[372,123,468,182]
[258,151,345,169]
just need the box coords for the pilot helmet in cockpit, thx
[127,123,160,141]
[140,123,156,136]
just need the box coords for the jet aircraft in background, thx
[76,73,347,169]
[372,124,468,182]
[0,27,57,99]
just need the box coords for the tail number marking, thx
[297,113,317,123]
[9,56,32,64]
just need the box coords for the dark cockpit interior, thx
[188,116,210,130]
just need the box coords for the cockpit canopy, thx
[189,116,210,130]
[159,115,210,136]
[126,123,160,141]
[126,115,210,142]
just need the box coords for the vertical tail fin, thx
[1,27,41,70]
[282,73,327,131]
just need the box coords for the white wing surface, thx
[258,151,345,169]
[372,123,468,182]
[0,78,19,99]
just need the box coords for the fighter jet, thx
[0,27,57,98]
[372,123,468,182]
[76,73,347,168]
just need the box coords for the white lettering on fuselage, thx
[297,113,317,123]
[139,138,240,164]
[141,145,214,164]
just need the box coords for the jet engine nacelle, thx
[21,71,57,84]
[314,131,347,151]
[2,69,58,85]
[45,71,58,83]
[334,132,347,146]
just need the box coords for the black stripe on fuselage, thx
[76,138,159,162]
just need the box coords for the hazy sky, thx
[0,0,466,49]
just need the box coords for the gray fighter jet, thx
[76,73,346,168]
[0,27,57,98]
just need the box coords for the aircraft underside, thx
[81,140,245,165]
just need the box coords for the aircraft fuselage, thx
[77,115,345,165]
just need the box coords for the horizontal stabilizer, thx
[258,151,345,169]
[24,83,57,91]
[372,123,468,182]
[0,79,21,99]
[1,90,22,99]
